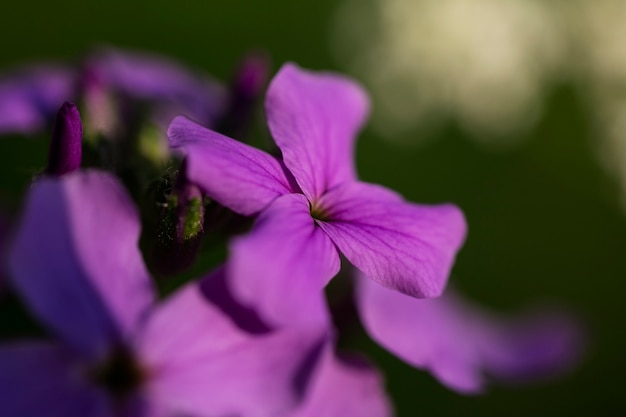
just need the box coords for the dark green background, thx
[0,1,623,415]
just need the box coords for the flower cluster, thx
[0,48,583,416]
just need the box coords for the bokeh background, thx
[0,0,624,415]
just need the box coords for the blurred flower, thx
[356,272,584,393]
[0,64,75,135]
[168,63,466,328]
[3,170,320,417]
[333,0,565,143]
[82,47,226,142]
[287,345,392,417]
[0,47,227,141]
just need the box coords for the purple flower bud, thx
[46,102,82,176]
[235,52,270,100]
[217,52,270,139]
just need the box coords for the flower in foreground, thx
[356,271,584,393]
[168,63,467,327]
[3,170,318,417]
[286,344,392,417]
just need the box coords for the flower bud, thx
[216,52,270,139]
[45,102,82,176]
[152,160,205,276]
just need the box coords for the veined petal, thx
[168,116,297,216]
[229,193,340,328]
[317,182,466,298]
[266,63,369,200]
[136,280,322,417]
[289,346,392,417]
[0,342,110,417]
[8,171,155,359]
[356,274,584,393]
[0,65,75,134]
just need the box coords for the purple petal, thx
[0,342,110,417]
[199,266,271,334]
[229,193,340,328]
[0,65,76,134]
[168,116,298,215]
[317,182,466,298]
[88,48,226,126]
[266,63,370,200]
[356,274,584,393]
[135,280,322,417]
[8,171,155,359]
[289,346,392,417]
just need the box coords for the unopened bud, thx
[152,160,206,276]
[217,52,270,139]
[46,102,82,176]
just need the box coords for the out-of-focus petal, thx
[229,193,340,328]
[266,63,370,201]
[356,274,584,394]
[8,171,155,359]
[0,342,110,417]
[136,281,322,417]
[289,346,392,417]
[199,266,271,334]
[317,182,466,298]
[89,48,226,126]
[0,65,75,134]
[168,116,298,216]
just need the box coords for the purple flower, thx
[0,48,226,137]
[287,345,392,417]
[0,64,76,134]
[83,47,227,134]
[168,63,467,327]
[3,170,320,417]
[356,272,584,394]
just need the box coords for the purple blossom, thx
[0,64,76,134]
[3,170,320,417]
[168,63,467,327]
[356,272,584,394]
[0,48,226,137]
[83,47,227,134]
[286,345,392,417]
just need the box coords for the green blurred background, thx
[0,0,624,415]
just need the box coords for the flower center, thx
[89,345,145,400]
[309,201,329,221]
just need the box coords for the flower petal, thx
[168,116,297,216]
[8,171,155,359]
[89,47,226,126]
[0,342,110,417]
[266,63,370,200]
[229,193,340,328]
[356,274,584,393]
[290,346,392,417]
[317,182,466,298]
[136,280,322,417]
[0,65,75,134]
